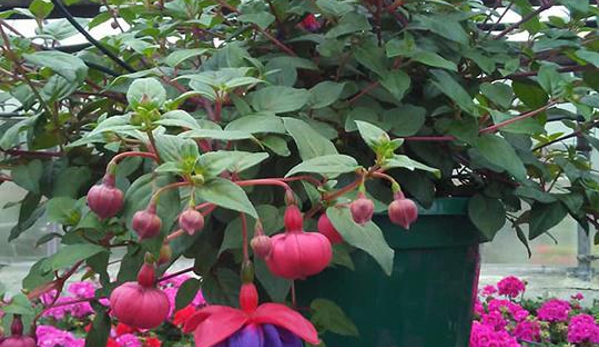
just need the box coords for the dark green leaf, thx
[42,244,106,272]
[310,298,359,337]
[165,48,209,67]
[225,114,286,134]
[480,83,514,109]
[512,80,549,109]
[175,278,202,311]
[202,268,241,306]
[468,194,506,240]
[529,201,568,239]
[430,70,475,115]
[255,258,291,302]
[383,105,426,137]
[249,87,311,113]
[410,51,457,71]
[196,178,258,218]
[29,0,54,19]
[283,117,338,160]
[12,159,43,193]
[24,51,88,84]
[327,207,394,275]
[286,154,359,178]
[46,197,79,225]
[380,70,410,101]
[475,135,527,181]
[309,82,346,109]
[85,308,110,347]
[354,120,390,150]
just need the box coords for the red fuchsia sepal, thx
[317,214,343,244]
[183,283,319,347]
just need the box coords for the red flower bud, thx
[284,205,304,232]
[300,14,321,32]
[239,283,259,313]
[87,174,123,219]
[178,208,204,236]
[110,263,170,329]
[266,206,333,280]
[350,193,374,225]
[0,316,35,347]
[132,206,162,240]
[317,214,343,244]
[388,191,418,229]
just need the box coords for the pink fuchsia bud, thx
[178,208,204,236]
[87,174,124,219]
[284,205,304,232]
[239,283,259,313]
[132,205,162,240]
[300,14,320,32]
[317,214,343,244]
[388,191,418,229]
[350,193,374,225]
[251,222,272,259]
[0,316,35,347]
[110,263,170,329]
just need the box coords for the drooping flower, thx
[0,316,36,347]
[132,205,162,240]
[387,191,418,229]
[179,208,204,235]
[87,174,124,219]
[317,214,343,244]
[265,205,332,280]
[183,283,319,347]
[537,299,570,323]
[110,262,170,329]
[567,313,599,344]
[497,276,525,298]
[251,222,273,259]
[350,193,374,225]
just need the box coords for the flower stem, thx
[235,178,292,191]
[150,181,191,206]
[323,177,362,201]
[241,213,249,263]
[107,151,159,174]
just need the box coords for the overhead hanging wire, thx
[50,0,135,73]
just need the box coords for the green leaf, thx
[42,244,106,272]
[46,197,79,225]
[309,82,345,109]
[202,268,241,306]
[154,134,199,163]
[286,154,359,178]
[475,135,527,181]
[576,49,599,68]
[52,166,92,198]
[182,129,255,141]
[238,12,275,29]
[430,70,475,115]
[383,104,426,137]
[29,0,54,20]
[155,110,200,130]
[310,299,359,337]
[413,14,469,45]
[327,207,394,275]
[219,205,281,255]
[198,151,268,177]
[325,12,371,38]
[480,83,514,109]
[385,155,440,177]
[514,186,556,203]
[316,0,353,16]
[10,193,45,242]
[12,159,43,194]
[529,201,568,240]
[23,51,88,84]
[2,293,34,316]
[380,70,410,101]
[85,307,110,347]
[126,78,166,108]
[255,258,291,302]
[175,278,202,311]
[283,117,338,160]
[0,116,39,150]
[249,86,311,113]
[196,178,258,218]
[468,194,505,240]
[354,120,390,150]
[262,135,290,156]
[225,114,286,134]
[355,42,388,77]
[537,65,564,97]
[165,48,208,67]
[512,80,549,109]
[230,152,270,173]
[410,51,457,71]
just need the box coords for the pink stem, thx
[235,178,292,191]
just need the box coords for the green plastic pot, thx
[297,198,485,347]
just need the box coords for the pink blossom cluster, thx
[36,325,85,347]
[472,276,599,347]
[41,281,96,320]
[567,313,599,344]
[496,276,526,298]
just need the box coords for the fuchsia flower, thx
[567,313,599,344]
[497,276,525,298]
[387,191,418,229]
[87,174,124,219]
[0,316,36,347]
[183,283,319,347]
[299,14,320,32]
[537,299,570,323]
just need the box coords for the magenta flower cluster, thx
[471,276,599,347]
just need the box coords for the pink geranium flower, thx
[497,276,525,298]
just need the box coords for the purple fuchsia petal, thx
[228,324,263,347]
[276,327,303,347]
[262,325,283,347]
[251,303,319,345]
